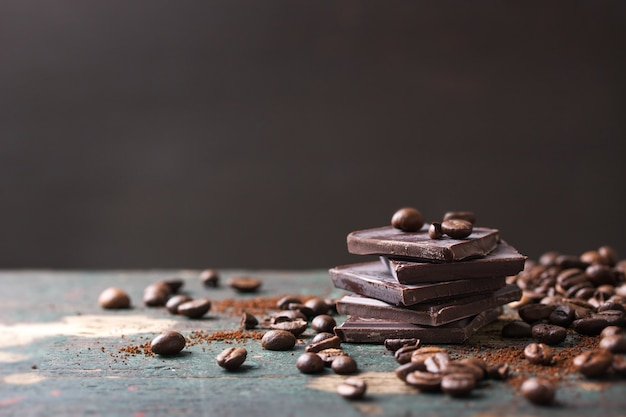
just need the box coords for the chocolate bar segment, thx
[382,241,526,284]
[336,284,521,326]
[329,262,506,306]
[347,225,500,262]
[334,307,502,344]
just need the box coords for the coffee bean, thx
[405,370,442,392]
[539,251,560,267]
[177,298,211,319]
[519,304,556,324]
[593,310,626,327]
[317,348,346,367]
[524,343,553,365]
[311,332,335,344]
[424,352,451,374]
[487,363,509,380]
[261,330,296,351]
[270,310,308,323]
[441,219,473,239]
[573,349,613,377]
[216,347,247,371]
[337,377,366,399]
[158,278,184,294]
[580,250,603,265]
[410,346,448,366]
[520,378,555,405]
[277,296,302,310]
[286,303,315,320]
[165,294,193,315]
[98,287,131,309]
[548,304,575,327]
[440,373,476,397]
[601,326,625,338]
[150,331,186,356]
[597,302,625,313]
[270,318,308,336]
[443,211,476,225]
[241,312,259,330]
[394,343,422,365]
[598,245,618,266]
[391,207,424,232]
[458,358,488,379]
[599,334,626,353]
[395,362,426,382]
[612,356,626,376]
[304,297,329,316]
[586,264,616,286]
[143,283,171,307]
[555,255,589,270]
[311,315,336,333]
[502,321,533,338]
[227,276,262,293]
[428,222,443,239]
[572,317,609,336]
[199,269,220,287]
[331,355,358,375]
[306,335,342,353]
[384,338,420,352]
[296,352,325,374]
[444,362,485,382]
[532,323,567,345]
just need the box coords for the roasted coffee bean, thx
[601,326,625,338]
[177,298,211,319]
[270,309,308,322]
[443,363,485,382]
[548,304,575,327]
[98,287,131,309]
[424,352,451,374]
[391,207,424,232]
[612,356,626,376]
[384,338,420,352]
[241,311,259,330]
[428,222,443,239]
[311,332,336,344]
[199,269,220,287]
[593,310,626,327]
[227,276,262,293]
[519,304,556,324]
[572,349,613,377]
[331,355,358,375]
[410,347,448,366]
[556,268,590,295]
[150,331,186,355]
[598,245,618,266]
[395,362,426,381]
[337,377,366,400]
[405,371,442,392]
[539,251,560,267]
[441,219,473,239]
[143,283,171,307]
[502,321,533,338]
[581,250,603,265]
[572,317,609,336]
[287,303,315,320]
[563,299,595,319]
[296,352,325,374]
[306,335,342,353]
[440,373,476,397]
[532,323,567,346]
[165,294,193,315]
[555,255,589,270]
[311,315,336,333]
[324,298,339,315]
[159,278,184,294]
[597,302,625,313]
[395,343,422,365]
[599,334,626,353]
[524,343,553,365]
[261,330,296,351]
[270,318,308,336]
[586,264,616,286]
[520,378,555,405]
[458,358,488,379]
[317,348,346,367]
[487,363,509,380]
[216,347,247,370]
[277,296,302,310]
[304,297,329,316]
[443,211,476,225]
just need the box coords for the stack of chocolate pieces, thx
[330,209,526,344]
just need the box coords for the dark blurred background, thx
[1,1,625,270]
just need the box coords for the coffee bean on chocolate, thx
[227,276,262,293]
[599,334,626,353]
[216,347,247,371]
[440,219,473,239]
[440,373,476,397]
[532,323,567,346]
[311,315,336,333]
[520,378,555,405]
[337,377,366,400]
[331,355,358,375]
[572,317,609,336]
[165,294,193,315]
[548,304,575,327]
[384,338,420,352]
[177,298,211,319]
[572,349,613,378]
[395,362,426,382]
[443,211,476,225]
[428,222,443,239]
[391,207,424,232]
[241,311,259,330]
[98,287,131,309]
[270,318,308,336]
[304,297,330,316]
[524,343,553,365]
[601,326,625,338]
[405,370,442,392]
[277,296,302,310]
[150,331,186,356]
[261,330,296,351]
[143,283,171,307]
[199,269,220,287]
[502,321,533,338]
[296,352,325,374]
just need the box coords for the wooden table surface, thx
[1,270,624,417]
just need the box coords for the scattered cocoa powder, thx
[212,294,317,316]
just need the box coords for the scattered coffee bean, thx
[305,335,342,353]
[199,269,220,287]
[394,343,422,365]
[443,211,476,225]
[296,352,325,374]
[159,278,184,294]
[177,298,211,319]
[440,372,476,397]
[548,304,575,327]
[391,207,424,232]
[458,358,488,379]
[519,304,556,324]
[524,343,553,365]
[227,276,262,293]
[98,287,131,309]
[331,355,358,375]
[520,378,555,405]
[601,326,625,338]
[428,222,443,239]
[241,311,259,330]
[317,348,346,367]
[165,294,193,315]
[410,347,448,366]
[572,349,613,378]
[287,303,315,320]
[424,352,451,374]
[311,332,336,344]
[311,315,336,333]
[261,330,296,351]
[216,347,247,371]
[384,338,420,352]
[487,363,509,380]
[572,317,608,336]
[444,363,485,382]
[143,283,171,307]
[405,370,442,392]
[337,377,367,400]
[277,296,302,310]
[597,302,625,313]
[598,245,618,266]
[599,334,626,353]
[270,318,308,336]
[501,321,533,338]
[150,331,186,356]
[593,310,626,327]
[441,219,473,239]
[612,356,626,376]
[395,362,426,382]
[304,297,329,316]
[532,323,567,345]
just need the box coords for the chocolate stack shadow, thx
[330,224,526,344]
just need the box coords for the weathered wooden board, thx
[1,270,625,417]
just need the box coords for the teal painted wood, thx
[1,270,625,417]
